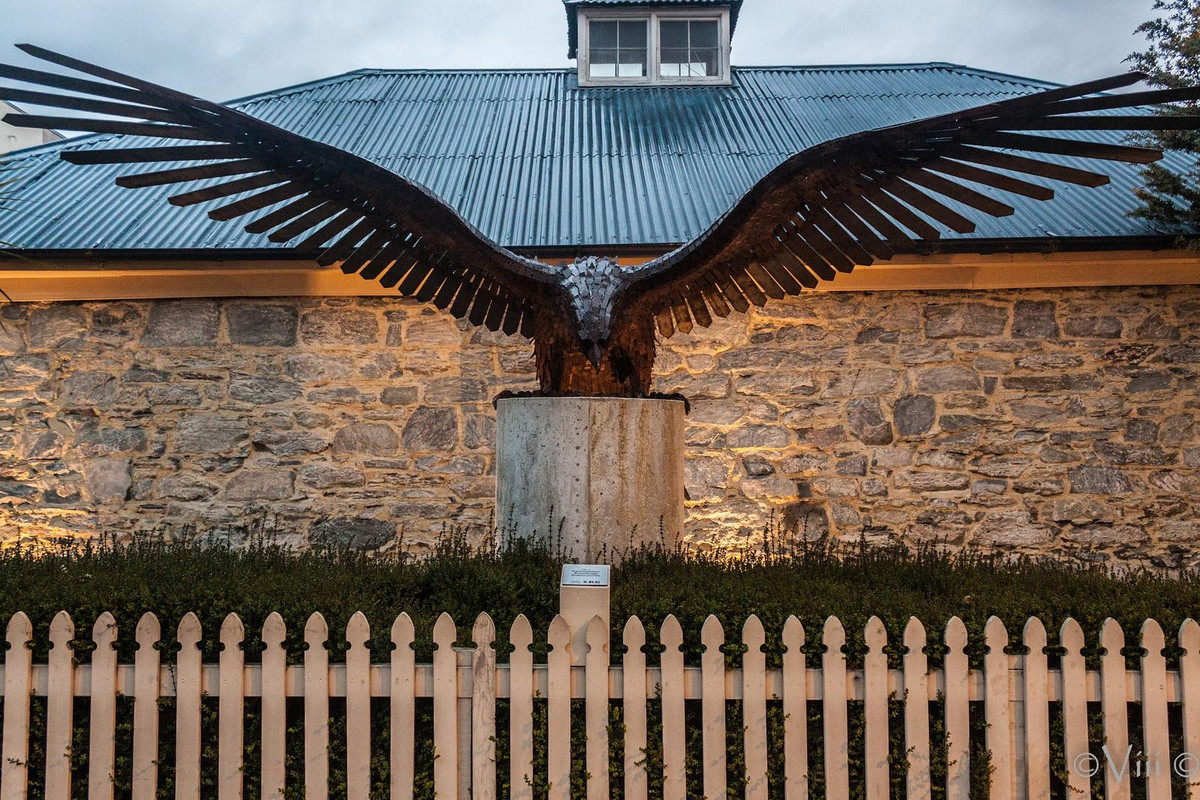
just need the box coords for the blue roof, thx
[0,63,1183,254]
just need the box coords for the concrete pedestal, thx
[495,397,685,562]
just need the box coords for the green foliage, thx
[1128,0,1200,237]
[5,532,1200,797]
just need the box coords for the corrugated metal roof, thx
[0,63,1184,253]
[562,0,743,59]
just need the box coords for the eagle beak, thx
[584,340,605,368]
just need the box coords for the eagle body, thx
[532,301,656,395]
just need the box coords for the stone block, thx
[141,301,219,346]
[333,422,400,456]
[226,304,298,346]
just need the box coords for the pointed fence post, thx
[743,615,768,800]
[1060,619,1090,800]
[89,612,119,800]
[219,613,245,800]
[132,613,161,800]
[509,615,535,800]
[391,613,416,800]
[823,616,850,800]
[433,612,459,800]
[1180,619,1200,800]
[547,615,572,800]
[2,612,33,800]
[1099,619,1130,800]
[660,615,686,800]
[261,613,287,800]
[346,612,372,800]
[903,617,930,800]
[585,615,609,800]
[1022,618,1050,800]
[622,616,648,800]
[700,615,726,800]
[782,616,807,800]
[1141,619,1170,800]
[944,617,970,800]
[864,616,889,800]
[176,613,203,800]
[983,617,1012,800]
[472,613,498,800]
[44,611,74,800]
[304,612,330,800]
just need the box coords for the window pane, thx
[590,20,618,48]
[690,20,719,49]
[589,60,617,78]
[660,20,688,49]
[618,20,647,47]
[618,48,647,77]
[691,48,719,76]
[589,48,618,78]
[659,47,687,77]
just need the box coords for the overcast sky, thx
[0,0,1157,103]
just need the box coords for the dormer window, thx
[569,3,735,87]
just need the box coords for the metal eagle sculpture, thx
[3,45,1200,396]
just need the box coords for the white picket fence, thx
[2,611,1200,800]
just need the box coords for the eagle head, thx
[562,256,625,368]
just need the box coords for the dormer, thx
[564,0,741,87]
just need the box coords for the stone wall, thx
[2,285,1199,566]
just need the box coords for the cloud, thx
[0,0,1153,102]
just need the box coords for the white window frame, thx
[577,6,732,88]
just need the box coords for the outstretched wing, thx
[625,74,1200,338]
[0,45,559,338]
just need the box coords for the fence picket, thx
[391,613,416,800]
[623,616,648,800]
[473,613,498,800]
[346,612,372,800]
[903,617,930,800]
[133,613,162,800]
[585,615,609,800]
[547,615,572,800]
[262,613,287,800]
[176,614,203,800]
[219,614,245,800]
[1181,619,1200,800]
[660,614,687,800]
[1022,618,1050,800]
[433,612,459,799]
[701,615,726,800]
[744,615,768,800]
[1141,620,1171,800]
[1060,619,1090,800]
[90,612,119,800]
[509,615,534,800]
[823,616,850,800]
[984,617,1012,800]
[304,612,330,800]
[864,617,889,800]
[2,613,33,800]
[944,617,970,800]
[782,616,808,800]
[1099,619,1130,800]
[44,611,74,800]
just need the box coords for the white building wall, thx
[0,100,62,155]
